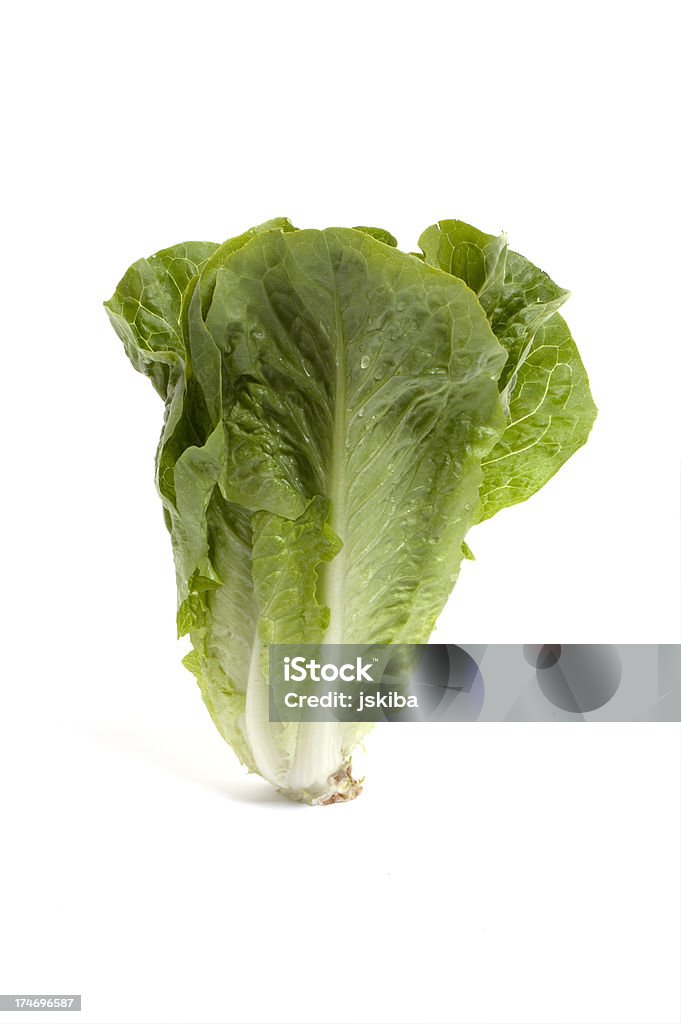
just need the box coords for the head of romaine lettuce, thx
[105,218,596,803]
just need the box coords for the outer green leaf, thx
[106,222,297,509]
[172,421,227,612]
[479,312,597,518]
[202,227,507,647]
[104,241,219,398]
[352,226,398,247]
[419,220,508,316]
[252,496,341,646]
[182,490,257,772]
[420,219,596,520]
[198,217,298,316]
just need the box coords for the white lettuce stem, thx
[286,723,347,797]
[243,631,354,802]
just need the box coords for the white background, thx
[1,2,679,1023]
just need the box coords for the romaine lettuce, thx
[105,219,596,803]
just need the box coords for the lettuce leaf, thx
[419,219,597,520]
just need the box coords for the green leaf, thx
[183,490,258,772]
[461,541,475,561]
[105,223,297,509]
[252,496,342,646]
[197,217,298,316]
[419,220,507,316]
[352,226,398,247]
[170,421,226,599]
[479,312,597,518]
[420,219,596,520]
[202,227,507,647]
[104,241,219,399]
